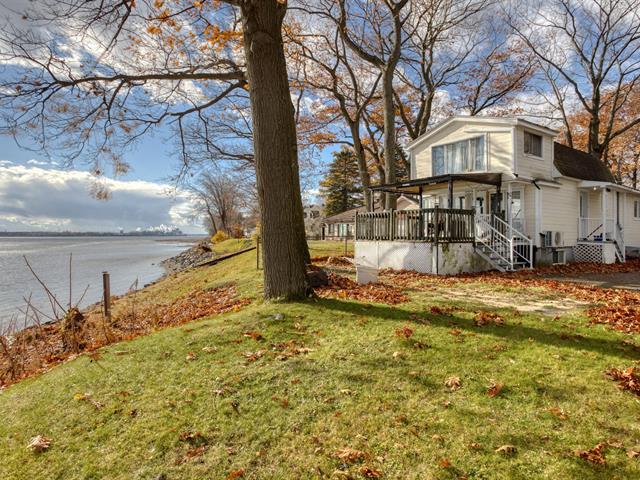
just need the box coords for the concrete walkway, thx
[544,271,640,291]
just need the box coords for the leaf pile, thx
[381,268,640,333]
[311,255,354,267]
[0,284,250,387]
[607,367,640,397]
[315,273,407,305]
[576,443,607,465]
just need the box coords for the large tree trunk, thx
[241,0,309,299]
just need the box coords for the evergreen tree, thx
[320,148,364,216]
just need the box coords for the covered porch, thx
[355,173,533,274]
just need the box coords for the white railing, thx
[579,217,614,241]
[614,223,625,262]
[475,214,533,270]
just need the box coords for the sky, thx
[0,0,334,233]
[0,0,207,234]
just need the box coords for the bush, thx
[211,230,229,244]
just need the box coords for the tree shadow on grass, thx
[315,298,640,361]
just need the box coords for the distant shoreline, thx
[0,232,204,238]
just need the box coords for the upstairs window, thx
[524,131,542,157]
[432,136,485,176]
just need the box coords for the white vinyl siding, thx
[413,121,513,179]
[514,126,554,180]
[623,193,640,247]
[540,180,580,246]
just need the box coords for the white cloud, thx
[0,164,204,233]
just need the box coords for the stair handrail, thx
[475,215,513,267]
[614,222,625,262]
[490,215,533,268]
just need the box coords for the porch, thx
[577,184,625,262]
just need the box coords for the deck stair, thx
[474,214,533,272]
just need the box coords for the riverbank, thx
[2,240,640,479]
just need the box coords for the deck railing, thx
[355,208,475,243]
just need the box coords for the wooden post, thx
[102,271,111,323]
[256,235,260,269]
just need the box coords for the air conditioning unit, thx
[542,231,564,247]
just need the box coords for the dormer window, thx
[432,136,485,176]
[524,131,542,157]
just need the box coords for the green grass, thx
[1,241,639,479]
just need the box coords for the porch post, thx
[418,186,424,240]
[448,177,453,208]
[507,182,513,236]
[602,187,607,240]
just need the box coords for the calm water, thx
[0,236,196,330]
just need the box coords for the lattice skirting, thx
[573,243,604,263]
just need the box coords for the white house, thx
[355,116,640,275]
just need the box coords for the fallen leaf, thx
[359,465,382,478]
[445,376,461,391]
[394,325,414,339]
[202,346,217,353]
[186,352,197,361]
[226,468,245,479]
[392,351,405,360]
[487,381,504,398]
[27,435,51,453]
[438,458,452,468]
[627,446,640,458]
[548,407,568,420]
[606,367,640,397]
[576,443,606,464]
[495,444,517,455]
[335,447,366,463]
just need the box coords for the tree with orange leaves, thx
[0,0,310,299]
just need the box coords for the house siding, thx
[540,179,580,246]
[514,126,554,180]
[623,193,640,247]
[413,121,513,179]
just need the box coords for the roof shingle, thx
[553,142,616,182]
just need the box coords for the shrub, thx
[211,230,229,244]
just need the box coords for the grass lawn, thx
[1,240,639,479]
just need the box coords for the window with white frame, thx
[432,136,485,176]
[524,131,542,157]
[634,200,640,219]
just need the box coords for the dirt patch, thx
[442,288,589,316]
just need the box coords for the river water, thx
[0,236,196,330]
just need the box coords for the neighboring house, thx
[323,196,418,240]
[355,115,640,275]
[303,203,325,239]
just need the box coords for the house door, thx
[509,189,524,232]
[490,192,505,218]
[579,191,589,239]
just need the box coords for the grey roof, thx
[554,142,616,182]
[323,205,367,224]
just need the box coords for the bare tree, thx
[190,171,249,235]
[0,0,310,299]
[511,0,640,161]
[288,22,382,210]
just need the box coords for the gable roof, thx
[323,196,419,224]
[406,115,560,151]
[553,142,616,183]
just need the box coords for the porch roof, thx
[369,172,502,195]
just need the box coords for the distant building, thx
[322,196,418,240]
[303,203,325,239]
